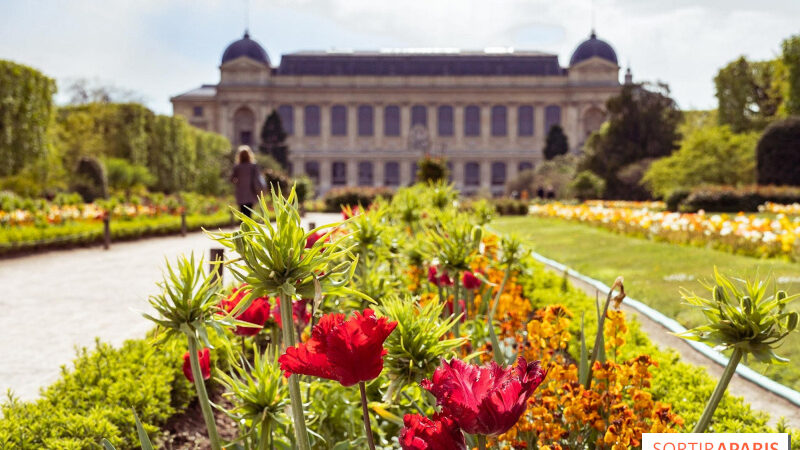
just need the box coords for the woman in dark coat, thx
[230,146,263,218]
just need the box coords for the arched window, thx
[233,107,255,146]
[518,161,533,173]
[437,105,454,137]
[464,105,480,137]
[518,105,534,136]
[278,105,294,135]
[464,162,480,186]
[304,161,320,185]
[384,162,400,186]
[545,105,561,132]
[491,105,507,136]
[491,162,507,186]
[358,105,374,136]
[411,105,427,127]
[304,105,321,136]
[358,161,374,186]
[331,105,347,136]
[332,161,347,185]
[384,105,400,136]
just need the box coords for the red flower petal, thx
[182,348,211,383]
[399,413,466,450]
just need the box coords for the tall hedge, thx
[0,60,56,177]
[57,103,231,194]
[756,117,800,186]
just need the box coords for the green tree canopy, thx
[715,57,782,132]
[580,82,682,199]
[757,117,800,186]
[544,124,569,160]
[259,110,289,171]
[643,124,757,198]
[780,35,800,116]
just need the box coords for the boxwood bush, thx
[679,184,800,212]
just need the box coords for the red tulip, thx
[427,266,439,285]
[182,348,211,383]
[342,205,360,220]
[272,298,311,331]
[421,357,546,436]
[399,413,466,450]
[462,271,481,290]
[445,299,467,322]
[221,285,271,336]
[279,309,397,386]
[428,266,453,287]
[306,231,326,249]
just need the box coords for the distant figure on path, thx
[230,146,264,218]
[536,186,545,199]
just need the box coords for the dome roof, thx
[221,31,270,65]
[569,31,618,66]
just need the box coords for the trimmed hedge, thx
[679,184,800,212]
[322,186,394,212]
[757,117,800,186]
[0,339,190,449]
[493,198,530,215]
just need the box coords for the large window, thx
[304,161,320,185]
[358,161,374,186]
[437,105,454,137]
[304,105,321,136]
[545,105,561,132]
[331,104,347,136]
[193,106,203,117]
[518,105,534,136]
[384,161,400,186]
[358,105,374,136]
[332,161,347,185]
[464,105,480,137]
[278,105,294,135]
[464,162,480,186]
[491,105,507,136]
[491,162,507,186]
[411,105,427,127]
[384,105,400,136]
[518,161,533,173]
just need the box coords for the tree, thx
[756,117,800,186]
[570,170,605,200]
[63,78,143,105]
[259,110,289,171]
[544,125,569,160]
[416,157,448,184]
[714,57,782,132]
[643,124,757,198]
[580,82,682,199]
[780,35,800,116]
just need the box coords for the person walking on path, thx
[230,146,265,218]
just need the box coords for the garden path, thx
[547,261,800,428]
[0,212,341,402]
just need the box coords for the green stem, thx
[187,336,222,450]
[693,348,743,433]
[453,270,461,338]
[279,293,311,450]
[258,416,271,450]
[477,434,487,450]
[583,286,615,389]
[359,382,377,450]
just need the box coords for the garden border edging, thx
[530,251,800,408]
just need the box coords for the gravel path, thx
[0,213,340,401]
[544,261,800,428]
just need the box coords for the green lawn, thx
[492,215,800,391]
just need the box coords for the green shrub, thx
[757,117,800,186]
[72,156,108,202]
[416,157,448,183]
[293,175,315,203]
[570,170,605,200]
[492,198,529,215]
[680,184,800,212]
[665,188,691,212]
[322,186,393,212]
[0,338,190,449]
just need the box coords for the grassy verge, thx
[493,215,800,391]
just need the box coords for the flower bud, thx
[742,296,752,315]
[788,312,799,332]
[472,226,483,245]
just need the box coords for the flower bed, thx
[530,202,800,260]
[0,192,235,255]
[1,184,797,449]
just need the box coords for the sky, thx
[2,0,799,115]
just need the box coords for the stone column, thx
[480,160,491,190]
[481,104,490,148]
[347,104,357,149]
[294,105,304,148]
[452,159,465,190]
[534,104,546,158]
[454,104,465,148]
[400,104,410,142]
[321,103,331,151]
[320,159,332,193]
[347,159,358,187]
[375,103,384,148]
[375,158,385,187]
[508,104,518,146]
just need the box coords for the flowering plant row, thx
[759,202,800,215]
[530,202,800,260]
[104,184,796,450]
[0,192,227,227]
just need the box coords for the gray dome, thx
[221,31,270,65]
[569,31,618,66]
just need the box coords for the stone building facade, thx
[172,31,625,195]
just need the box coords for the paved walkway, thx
[0,213,340,401]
